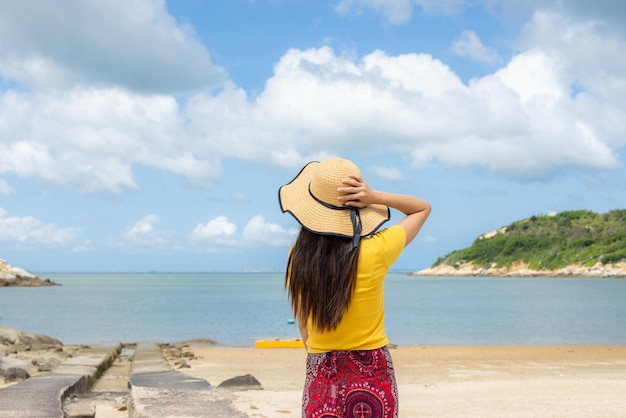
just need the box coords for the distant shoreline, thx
[412,262,626,278]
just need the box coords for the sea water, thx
[1,273,625,346]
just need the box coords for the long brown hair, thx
[285,227,360,332]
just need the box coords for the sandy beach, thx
[3,341,626,417]
[173,344,626,418]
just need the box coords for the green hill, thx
[433,209,626,271]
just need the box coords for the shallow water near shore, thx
[1,273,625,346]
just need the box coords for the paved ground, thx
[0,341,248,418]
[0,343,120,418]
[128,341,247,418]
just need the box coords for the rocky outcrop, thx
[412,261,626,278]
[0,326,64,383]
[217,374,262,391]
[3,367,30,383]
[0,325,63,349]
[0,258,58,286]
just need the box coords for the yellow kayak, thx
[254,338,305,348]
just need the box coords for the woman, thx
[279,157,431,417]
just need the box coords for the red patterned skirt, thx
[302,346,398,418]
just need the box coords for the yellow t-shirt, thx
[306,225,406,353]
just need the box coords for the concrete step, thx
[0,343,121,418]
[128,341,247,418]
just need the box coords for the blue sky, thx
[1,0,625,273]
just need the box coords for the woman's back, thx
[305,225,406,353]
[279,157,430,417]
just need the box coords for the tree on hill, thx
[433,209,626,270]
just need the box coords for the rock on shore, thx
[412,261,626,278]
[0,259,58,287]
[1,325,65,384]
[0,325,63,349]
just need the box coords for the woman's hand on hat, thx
[337,174,376,208]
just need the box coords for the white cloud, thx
[2,35,624,189]
[123,214,170,245]
[0,207,80,247]
[247,44,622,178]
[188,215,297,249]
[484,0,626,28]
[0,0,224,192]
[243,215,298,247]
[188,216,239,247]
[451,31,502,65]
[1,0,625,195]
[518,11,626,103]
[0,0,224,93]
[0,88,221,193]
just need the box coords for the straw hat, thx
[279,158,390,242]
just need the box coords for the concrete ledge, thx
[0,343,121,418]
[129,341,246,418]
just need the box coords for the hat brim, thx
[279,161,390,237]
